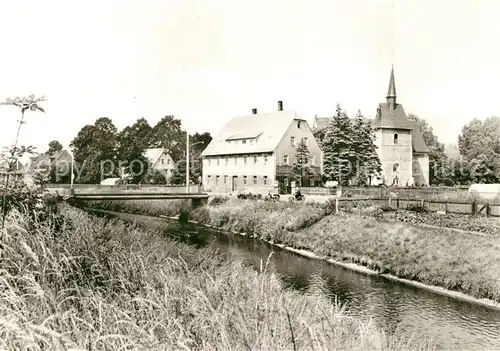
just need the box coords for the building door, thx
[232,176,238,192]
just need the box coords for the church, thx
[313,67,430,187]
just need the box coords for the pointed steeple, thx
[386,66,397,107]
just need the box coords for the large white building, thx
[201,101,323,194]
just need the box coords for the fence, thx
[46,184,202,195]
[332,197,500,217]
[300,186,475,202]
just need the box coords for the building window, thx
[253,176,257,184]
[217,158,220,166]
[284,177,288,186]
[207,175,211,183]
[393,163,399,172]
[216,175,220,185]
[394,133,399,144]
[243,175,247,184]
[225,157,228,165]
[264,155,268,165]
[244,155,247,164]
[161,159,164,164]
[242,139,247,144]
[297,121,301,128]
[310,156,315,165]
[208,159,211,166]
[234,157,237,165]
[224,175,228,184]
[283,155,289,165]
[167,159,171,164]
[392,176,399,186]
[253,155,257,164]
[303,137,308,146]
[264,176,268,185]
[290,136,295,146]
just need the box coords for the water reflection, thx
[94,210,500,350]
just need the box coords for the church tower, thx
[372,67,414,187]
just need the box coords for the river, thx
[92,209,500,350]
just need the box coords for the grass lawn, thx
[0,204,433,350]
[86,197,500,303]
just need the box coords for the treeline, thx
[313,104,500,186]
[314,104,382,186]
[47,116,212,184]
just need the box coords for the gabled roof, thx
[373,103,414,130]
[28,150,72,170]
[201,111,303,157]
[144,148,170,167]
[313,116,330,130]
[409,121,430,153]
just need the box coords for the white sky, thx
[0,0,499,154]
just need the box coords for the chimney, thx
[252,108,257,114]
[278,101,283,111]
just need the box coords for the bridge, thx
[53,187,210,207]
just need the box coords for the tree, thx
[169,159,199,185]
[143,169,167,184]
[170,132,212,185]
[457,117,500,183]
[0,94,46,229]
[408,114,448,185]
[322,103,356,185]
[189,132,212,183]
[313,127,327,150]
[352,110,382,186]
[150,115,186,162]
[70,117,119,183]
[116,118,153,183]
[46,140,63,155]
[292,138,311,186]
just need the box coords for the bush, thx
[208,195,230,206]
[380,205,394,212]
[236,192,262,200]
[0,206,431,350]
[406,203,428,213]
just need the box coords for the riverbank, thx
[85,198,500,305]
[0,205,432,350]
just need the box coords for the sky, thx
[0,0,499,156]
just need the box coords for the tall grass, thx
[0,205,432,350]
[87,197,500,303]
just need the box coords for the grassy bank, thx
[86,198,500,303]
[0,205,432,350]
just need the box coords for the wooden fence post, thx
[444,201,448,214]
[472,201,477,215]
[487,203,491,217]
[335,198,339,214]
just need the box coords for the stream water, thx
[92,210,500,350]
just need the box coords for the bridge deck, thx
[69,192,209,201]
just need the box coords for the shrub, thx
[406,203,428,213]
[208,195,230,206]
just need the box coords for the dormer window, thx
[242,139,247,144]
[393,133,399,144]
[393,163,399,172]
[243,156,247,164]
[290,137,295,146]
[297,121,301,128]
[253,155,257,164]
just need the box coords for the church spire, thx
[386,65,397,107]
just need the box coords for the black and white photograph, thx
[1,0,500,350]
